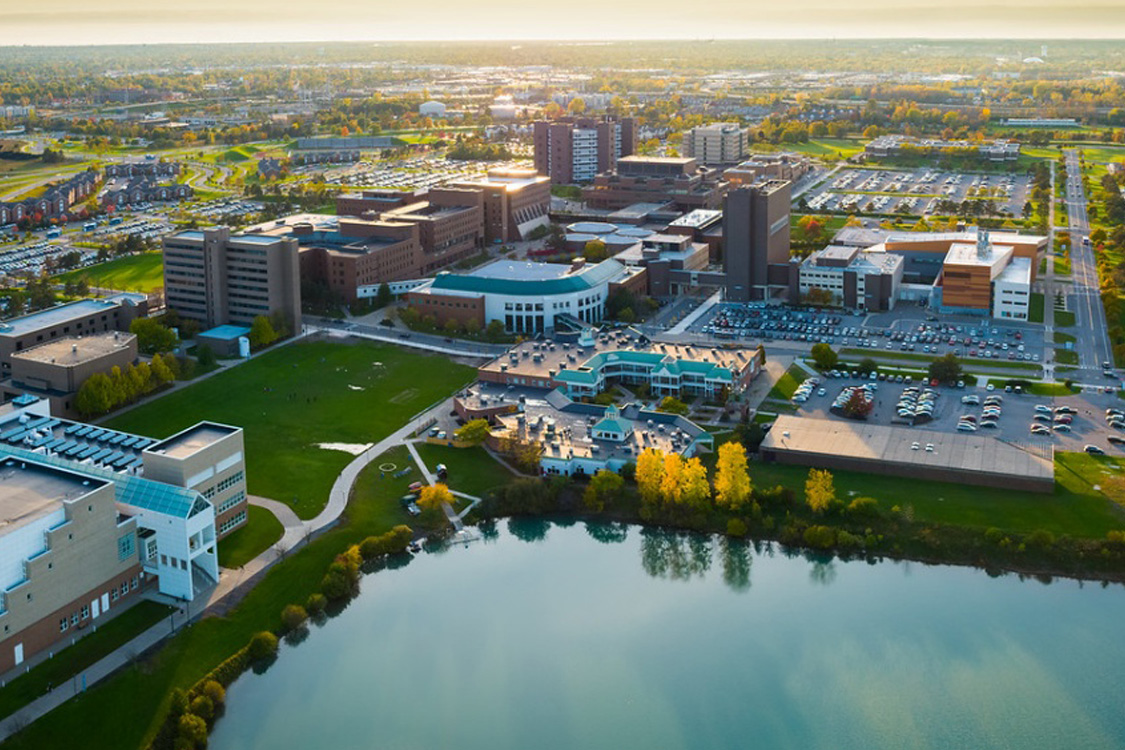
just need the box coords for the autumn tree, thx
[659,453,685,507]
[810,343,838,370]
[805,468,838,514]
[679,457,711,510]
[417,483,454,525]
[715,441,751,510]
[249,315,278,350]
[455,419,491,445]
[583,469,624,512]
[636,448,665,507]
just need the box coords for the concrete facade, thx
[722,180,792,302]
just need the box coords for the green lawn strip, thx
[104,341,475,519]
[1054,331,1077,345]
[984,378,1076,396]
[0,601,172,720]
[412,443,514,497]
[1055,310,1076,326]
[1029,292,1045,323]
[216,506,283,569]
[1,446,424,750]
[766,364,806,401]
[1054,348,1079,365]
[839,348,1040,373]
[1054,255,1072,275]
[56,252,165,293]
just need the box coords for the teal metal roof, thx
[430,260,625,297]
[0,445,206,519]
[557,349,734,384]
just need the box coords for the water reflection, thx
[639,527,712,581]
[508,517,550,543]
[720,537,752,592]
[585,521,629,545]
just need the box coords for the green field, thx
[105,341,475,519]
[217,505,284,568]
[1055,310,1076,327]
[839,348,1041,374]
[56,252,164,293]
[414,443,514,497]
[1076,145,1125,165]
[1054,348,1079,365]
[784,138,866,159]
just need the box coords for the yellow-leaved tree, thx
[679,456,712,510]
[804,468,837,514]
[659,453,685,506]
[636,448,665,506]
[715,441,751,510]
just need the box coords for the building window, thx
[120,582,128,597]
[131,577,139,590]
[118,532,136,561]
[218,510,248,535]
[80,605,90,620]
[60,618,68,633]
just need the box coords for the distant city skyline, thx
[3,1,1125,46]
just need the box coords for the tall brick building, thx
[532,116,636,184]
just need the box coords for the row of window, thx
[58,577,140,632]
[218,511,248,535]
[160,554,189,571]
[217,491,246,515]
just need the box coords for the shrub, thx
[836,530,862,550]
[200,680,225,707]
[984,527,1005,545]
[281,604,308,632]
[205,648,249,686]
[248,631,279,661]
[189,695,214,723]
[1106,530,1125,545]
[177,713,208,748]
[306,592,327,615]
[1026,529,1056,549]
[726,518,748,537]
[803,525,838,549]
[169,688,189,718]
[847,496,879,518]
[173,737,196,750]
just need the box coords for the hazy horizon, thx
[4,1,1125,47]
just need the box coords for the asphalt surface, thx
[1062,148,1116,378]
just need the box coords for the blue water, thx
[209,521,1125,750]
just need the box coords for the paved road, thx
[1062,148,1116,378]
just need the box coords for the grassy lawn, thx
[1055,310,1076,326]
[413,443,514,497]
[105,341,475,519]
[782,138,866,159]
[1029,292,1045,323]
[839,348,1041,374]
[1,446,427,750]
[216,505,283,568]
[1054,254,1072,275]
[56,252,164,293]
[766,364,807,401]
[744,456,1125,539]
[1054,331,1077,346]
[986,378,1077,397]
[0,601,172,721]
[1055,348,1079,365]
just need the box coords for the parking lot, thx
[690,301,1046,361]
[802,167,1032,217]
[788,371,1125,454]
[321,156,533,191]
[187,198,266,222]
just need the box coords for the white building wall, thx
[993,279,1030,321]
[0,511,63,592]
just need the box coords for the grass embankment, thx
[0,601,172,721]
[1029,291,1045,323]
[56,252,165,293]
[839,348,1041,374]
[1,443,454,750]
[413,443,515,496]
[105,340,475,519]
[766,364,806,401]
[216,506,284,569]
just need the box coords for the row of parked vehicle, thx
[899,387,937,422]
[791,377,823,404]
[1030,404,1077,436]
[958,394,1004,432]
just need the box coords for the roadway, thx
[1061,148,1116,381]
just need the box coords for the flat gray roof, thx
[0,457,106,530]
[0,294,144,339]
[761,415,1053,482]
[145,422,237,459]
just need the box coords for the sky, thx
[3,0,1125,46]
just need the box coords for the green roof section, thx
[592,406,632,436]
[556,349,736,385]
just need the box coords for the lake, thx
[209,520,1125,750]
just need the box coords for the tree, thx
[418,483,454,524]
[805,468,837,514]
[679,457,711,510]
[659,453,685,506]
[196,343,217,369]
[714,441,751,510]
[928,353,963,384]
[281,604,308,632]
[151,352,176,385]
[841,388,874,419]
[583,469,624,512]
[636,448,665,506]
[375,283,393,308]
[803,287,834,306]
[657,396,689,415]
[810,342,838,370]
[454,418,491,445]
[583,239,609,262]
[177,714,208,748]
[248,631,279,660]
[797,215,824,241]
[858,358,878,375]
[249,315,278,350]
[484,319,507,342]
[75,372,114,417]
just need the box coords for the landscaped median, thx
[840,347,1043,376]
